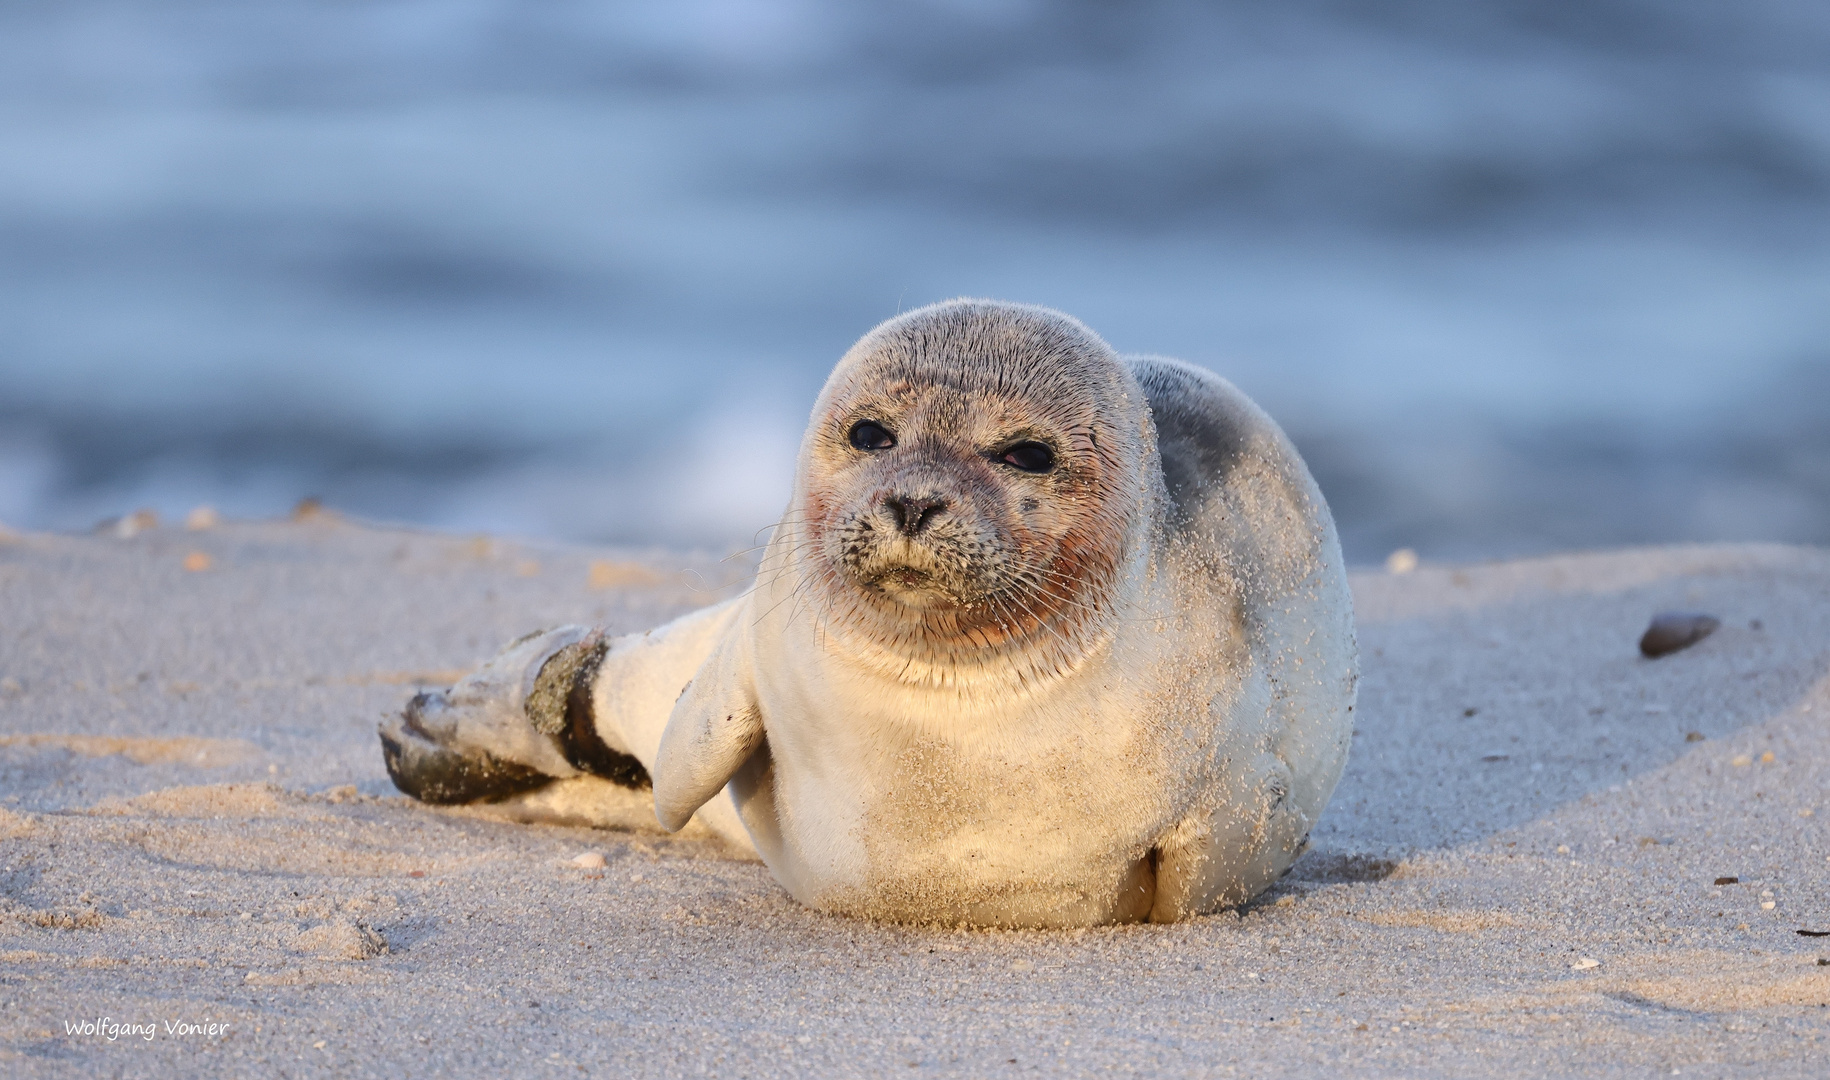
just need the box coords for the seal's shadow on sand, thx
[1293,545,1829,877]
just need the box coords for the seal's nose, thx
[882,494,948,536]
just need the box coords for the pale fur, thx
[383,299,1357,928]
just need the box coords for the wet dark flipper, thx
[524,636,652,788]
[380,695,553,804]
[559,641,652,789]
[378,625,650,806]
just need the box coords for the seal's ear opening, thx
[651,635,764,832]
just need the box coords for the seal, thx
[380,299,1357,927]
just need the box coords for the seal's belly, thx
[817,820,1157,928]
[768,732,1177,927]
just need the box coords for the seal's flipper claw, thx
[399,689,450,739]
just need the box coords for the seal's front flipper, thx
[379,625,646,804]
[651,630,764,834]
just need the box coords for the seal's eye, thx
[1000,441,1055,473]
[848,420,896,451]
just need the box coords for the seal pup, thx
[380,299,1357,927]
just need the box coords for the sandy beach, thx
[1,514,1825,1078]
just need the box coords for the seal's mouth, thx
[876,567,929,590]
[864,562,956,608]
[810,504,1119,671]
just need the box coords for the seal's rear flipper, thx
[380,698,552,804]
[377,625,636,805]
[377,600,763,855]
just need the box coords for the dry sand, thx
[1,516,1826,1078]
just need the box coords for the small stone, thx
[185,505,219,531]
[182,551,213,572]
[292,497,327,522]
[1685,731,1706,742]
[1759,751,1775,764]
[1556,845,1570,854]
[1761,901,1777,910]
[1571,957,1600,971]
[1384,548,1418,575]
[1639,612,1719,658]
[1274,895,1295,907]
[1731,755,1752,767]
[1714,876,1738,885]
[570,852,607,869]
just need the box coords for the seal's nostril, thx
[883,495,948,536]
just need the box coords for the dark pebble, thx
[1640,612,1720,658]
[1714,876,1739,885]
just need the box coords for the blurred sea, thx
[2,0,1827,564]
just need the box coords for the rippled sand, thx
[1,517,1825,1077]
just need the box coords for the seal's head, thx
[786,300,1156,684]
